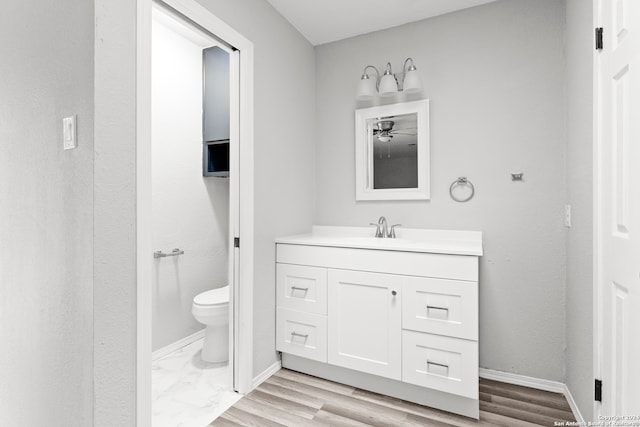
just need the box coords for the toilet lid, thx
[193,286,229,306]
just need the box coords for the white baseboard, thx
[252,360,281,389]
[563,384,585,424]
[480,368,584,422]
[479,368,565,393]
[152,329,206,361]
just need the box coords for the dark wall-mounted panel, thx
[203,46,230,143]
[203,140,229,177]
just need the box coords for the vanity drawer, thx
[402,276,477,340]
[402,330,478,399]
[277,263,327,315]
[276,308,327,363]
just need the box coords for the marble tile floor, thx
[152,338,242,427]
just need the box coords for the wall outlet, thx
[564,204,572,227]
[63,115,77,150]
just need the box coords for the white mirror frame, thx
[355,99,430,201]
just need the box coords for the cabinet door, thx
[203,46,230,142]
[328,269,401,380]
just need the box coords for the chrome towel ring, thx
[449,177,475,203]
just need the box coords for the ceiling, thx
[265,0,498,46]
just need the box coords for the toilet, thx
[192,285,229,363]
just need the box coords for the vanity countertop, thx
[275,225,483,256]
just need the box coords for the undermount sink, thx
[275,225,483,256]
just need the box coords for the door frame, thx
[593,0,603,419]
[136,0,255,425]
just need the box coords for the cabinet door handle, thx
[291,331,309,339]
[391,290,397,296]
[291,286,309,292]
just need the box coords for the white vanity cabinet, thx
[275,226,482,419]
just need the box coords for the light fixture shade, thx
[356,77,377,100]
[378,135,392,143]
[379,74,398,97]
[403,68,422,93]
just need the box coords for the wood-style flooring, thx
[209,369,576,427]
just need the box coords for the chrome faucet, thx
[370,216,401,238]
[377,216,388,238]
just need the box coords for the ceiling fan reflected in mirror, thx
[372,119,416,143]
[371,118,418,159]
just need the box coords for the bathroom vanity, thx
[275,225,483,419]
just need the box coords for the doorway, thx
[150,5,238,424]
[136,0,255,425]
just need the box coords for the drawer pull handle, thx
[427,360,449,369]
[291,286,309,292]
[291,331,309,339]
[426,360,450,376]
[427,305,449,312]
[426,305,449,320]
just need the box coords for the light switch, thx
[63,115,77,150]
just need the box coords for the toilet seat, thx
[193,285,229,307]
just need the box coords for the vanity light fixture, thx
[356,58,422,100]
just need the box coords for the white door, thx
[327,269,401,380]
[228,48,241,391]
[595,0,640,416]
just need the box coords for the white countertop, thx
[275,225,483,256]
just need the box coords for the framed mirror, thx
[355,99,430,200]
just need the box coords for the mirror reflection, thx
[368,113,418,189]
[355,99,429,201]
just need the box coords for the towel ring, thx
[449,177,475,203]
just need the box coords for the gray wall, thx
[194,0,316,378]
[0,1,94,425]
[314,0,568,381]
[94,0,138,424]
[565,0,593,420]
